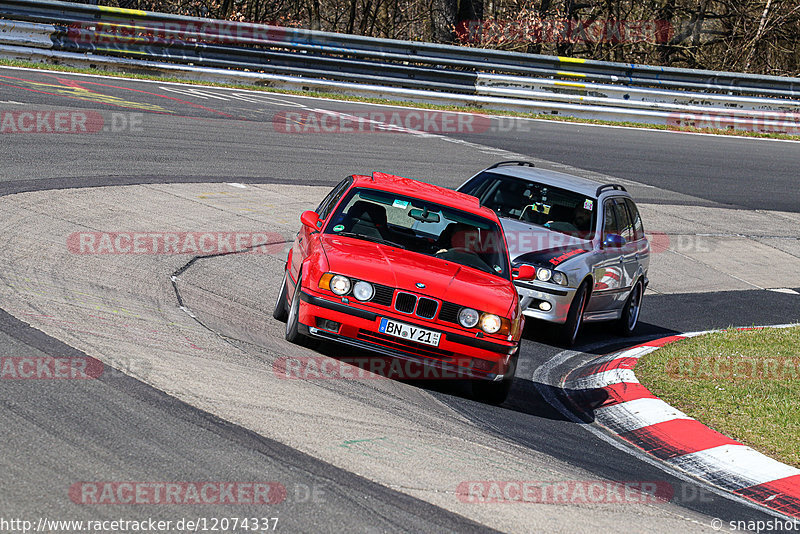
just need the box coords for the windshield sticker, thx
[333,225,345,232]
[583,199,594,211]
[392,199,409,209]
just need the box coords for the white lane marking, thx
[4,64,799,143]
[571,368,639,389]
[667,444,800,490]
[158,85,307,107]
[226,182,247,189]
[305,108,522,159]
[768,288,799,294]
[0,100,26,105]
[594,397,693,433]
[585,345,661,365]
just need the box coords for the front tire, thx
[285,274,306,344]
[617,279,644,336]
[560,281,589,347]
[471,347,519,405]
[273,271,289,322]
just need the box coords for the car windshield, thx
[461,172,597,239]
[324,188,510,279]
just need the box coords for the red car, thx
[273,172,529,403]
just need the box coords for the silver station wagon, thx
[458,162,650,345]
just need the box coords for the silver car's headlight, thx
[536,267,552,282]
[552,271,568,286]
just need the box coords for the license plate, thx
[379,318,441,347]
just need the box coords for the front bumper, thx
[515,280,577,324]
[297,290,517,381]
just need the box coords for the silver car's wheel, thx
[560,282,588,347]
[618,279,644,336]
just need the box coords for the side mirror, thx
[603,234,626,248]
[513,265,536,281]
[300,210,321,231]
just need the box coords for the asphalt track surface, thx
[1,66,799,532]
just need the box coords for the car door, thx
[612,198,639,301]
[586,198,626,314]
[624,198,650,279]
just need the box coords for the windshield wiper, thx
[334,232,406,249]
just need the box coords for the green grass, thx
[2,57,799,141]
[636,326,800,468]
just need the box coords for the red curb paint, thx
[570,329,800,519]
[598,382,657,408]
[734,475,800,518]
[572,356,640,379]
[619,419,740,460]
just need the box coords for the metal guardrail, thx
[1,0,800,131]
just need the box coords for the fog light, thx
[538,301,552,311]
[315,318,341,332]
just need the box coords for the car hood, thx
[500,218,593,267]
[320,235,515,316]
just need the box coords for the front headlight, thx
[536,267,552,282]
[552,271,568,286]
[330,275,351,296]
[352,280,374,301]
[480,313,502,334]
[458,308,480,328]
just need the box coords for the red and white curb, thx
[564,326,800,519]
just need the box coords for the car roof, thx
[352,172,501,221]
[479,165,628,199]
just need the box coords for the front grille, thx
[357,329,454,361]
[416,297,439,319]
[395,292,416,313]
[438,301,461,324]
[372,284,394,306]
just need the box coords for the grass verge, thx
[636,326,800,468]
[2,57,799,141]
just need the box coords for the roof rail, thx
[595,184,627,196]
[486,161,536,169]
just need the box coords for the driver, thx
[546,205,592,236]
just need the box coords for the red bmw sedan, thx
[273,172,529,403]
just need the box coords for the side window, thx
[459,173,493,200]
[612,199,634,241]
[316,177,352,220]
[603,200,619,237]
[624,199,645,241]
